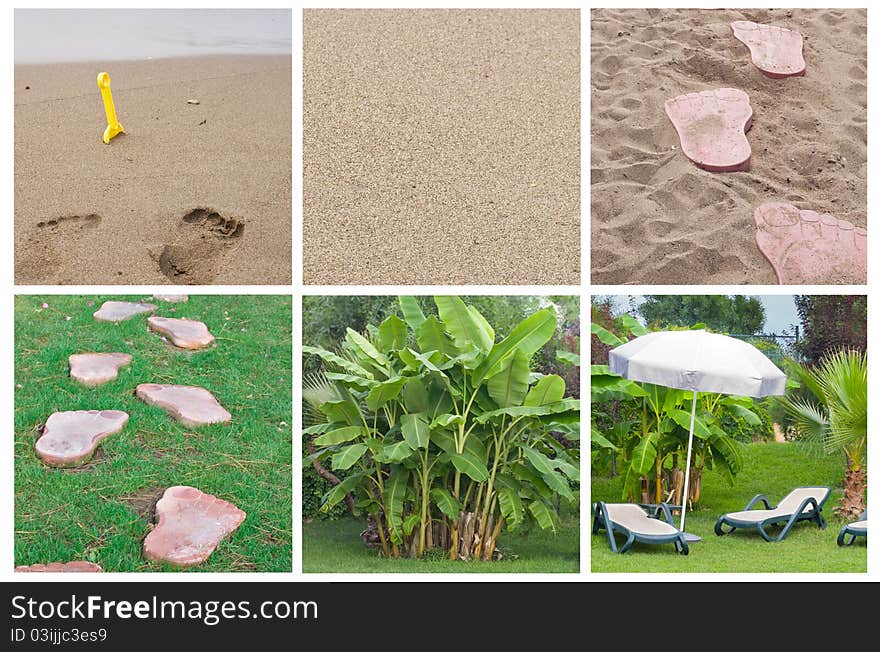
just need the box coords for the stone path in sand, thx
[26,297,243,570]
[661,20,864,284]
[143,486,246,567]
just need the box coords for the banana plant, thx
[304,296,580,560]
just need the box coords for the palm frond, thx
[302,372,343,425]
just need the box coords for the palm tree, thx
[782,349,867,519]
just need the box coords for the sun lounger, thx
[593,502,689,555]
[837,510,867,546]
[714,486,830,542]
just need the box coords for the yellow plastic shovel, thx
[97,72,124,143]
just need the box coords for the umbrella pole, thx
[680,390,697,532]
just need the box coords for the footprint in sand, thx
[16,214,102,282]
[153,208,244,284]
[731,21,806,78]
[664,88,753,172]
[754,202,866,284]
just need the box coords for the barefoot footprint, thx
[143,486,246,567]
[754,202,866,284]
[731,21,806,78]
[155,208,244,284]
[664,88,753,172]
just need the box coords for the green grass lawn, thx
[303,504,579,573]
[14,295,292,572]
[591,442,866,573]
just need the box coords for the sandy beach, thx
[591,8,866,285]
[303,9,580,286]
[14,55,291,285]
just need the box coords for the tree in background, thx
[639,295,765,335]
[794,295,867,364]
[591,297,616,365]
[782,350,867,519]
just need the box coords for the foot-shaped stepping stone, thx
[69,353,132,386]
[664,88,753,172]
[152,294,189,302]
[754,202,867,284]
[16,561,103,572]
[731,21,806,78]
[147,316,215,350]
[93,301,157,322]
[35,410,129,467]
[136,384,231,427]
[143,486,246,567]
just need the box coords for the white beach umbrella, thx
[608,330,787,534]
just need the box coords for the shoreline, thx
[14,54,292,285]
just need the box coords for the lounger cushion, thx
[724,487,829,523]
[847,520,867,533]
[604,504,679,536]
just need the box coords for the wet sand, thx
[14,55,291,285]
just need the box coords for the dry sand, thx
[591,8,866,285]
[303,9,580,286]
[14,55,291,285]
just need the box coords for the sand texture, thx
[304,9,580,285]
[15,55,291,285]
[591,8,866,285]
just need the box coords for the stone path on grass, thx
[93,300,157,322]
[24,297,244,571]
[15,561,103,572]
[147,316,215,349]
[152,294,189,303]
[69,352,132,386]
[143,486,246,567]
[136,384,231,426]
[35,410,129,467]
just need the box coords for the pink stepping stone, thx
[15,561,103,573]
[665,88,753,172]
[731,21,806,79]
[152,294,189,302]
[35,410,129,467]
[136,384,231,427]
[147,316,215,350]
[755,202,867,284]
[93,301,157,322]
[69,353,132,386]
[143,486,246,567]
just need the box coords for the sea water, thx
[15,9,292,64]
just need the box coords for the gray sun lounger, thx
[714,486,830,542]
[593,502,688,555]
[837,510,867,546]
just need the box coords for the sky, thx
[604,294,799,335]
[15,9,292,64]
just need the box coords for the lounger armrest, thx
[796,496,820,514]
[654,502,677,526]
[744,494,773,511]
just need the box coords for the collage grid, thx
[2,1,875,587]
